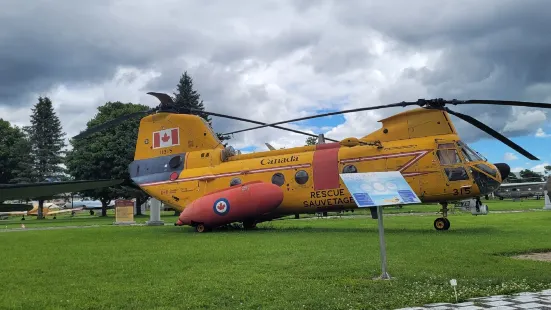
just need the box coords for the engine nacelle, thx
[176,181,284,228]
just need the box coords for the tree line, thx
[1,72,228,218]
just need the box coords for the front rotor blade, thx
[222,101,420,136]
[443,107,539,160]
[72,109,154,140]
[189,108,339,142]
[460,99,551,109]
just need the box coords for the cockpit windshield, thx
[457,141,486,162]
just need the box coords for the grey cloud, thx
[0,0,213,105]
[327,0,551,143]
[2,0,551,153]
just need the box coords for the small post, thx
[377,205,391,280]
[544,190,551,210]
[450,279,458,302]
[146,198,165,226]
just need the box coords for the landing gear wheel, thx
[434,217,450,231]
[195,223,209,233]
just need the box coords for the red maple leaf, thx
[161,133,170,142]
[217,203,225,211]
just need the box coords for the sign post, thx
[113,199,136,225]
[340,171,421,280]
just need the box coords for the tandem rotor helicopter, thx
[71,92,551,232]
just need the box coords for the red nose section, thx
[178,181,283,227]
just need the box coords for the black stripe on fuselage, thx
[128,153,186,185]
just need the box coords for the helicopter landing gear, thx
[434,202,450,231]
[194,223,211,233]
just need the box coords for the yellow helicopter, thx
[73,93,551,232]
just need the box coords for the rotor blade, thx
[188,108,339,142]
[144,92,339,141]
[72,109,155,140]
[222,101,421,136]
[443,107,539,160]
[459,99,551,109]
[146,92,174,105]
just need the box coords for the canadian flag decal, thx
[152,128,180,149]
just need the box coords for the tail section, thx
[134,112,224,161]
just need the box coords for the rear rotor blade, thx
[188,108,339,142]
[72,109,155,140]
[443,107,539,160]
[223,101,421,136]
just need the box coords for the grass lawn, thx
[1,200,550,309]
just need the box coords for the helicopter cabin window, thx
[436,145,461,165]
[342,165,358,173]
[230,177,241,187]
[295,170,309,185]
[271,173,285,187]
[444,167,470,181]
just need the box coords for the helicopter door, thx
[312,144,340,190]
[435,142,472,195]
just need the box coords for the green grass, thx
[1,201,551,309]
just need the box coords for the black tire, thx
[195,223,207,233]
[434,218,450,231]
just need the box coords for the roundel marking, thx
[213,198,230,216]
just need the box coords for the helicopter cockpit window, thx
[436,145,461,165]
[457,141,486,162]
[444,167,470,181]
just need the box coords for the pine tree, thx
[172,72,231,143]
[25,97,67,218]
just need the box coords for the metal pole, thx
[377,205,391,279]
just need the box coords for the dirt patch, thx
[513,252,551,262]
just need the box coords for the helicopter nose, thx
[494,163,511,180]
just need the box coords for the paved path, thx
[396,289,551,309]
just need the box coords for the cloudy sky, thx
[2,0,551,173]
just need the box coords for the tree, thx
[24,97,66,218]
[305,136,317,146]
[544,165,551,177]
[0,119,33,202]
[66,101,151,217]
[504,172,521,183]
[519,169,545,182]
[173,72,231,143]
